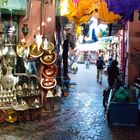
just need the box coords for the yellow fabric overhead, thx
[60,0,121,25]
[95,0,121,24]
[60,0,98,25]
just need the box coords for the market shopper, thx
[27,56,39,76]
[107,60,119,87]
[108,55,113,68]
[85,55,90,68]
[96,54,105,84]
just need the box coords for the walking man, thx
[96,54,105,84]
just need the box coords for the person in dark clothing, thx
[107,60,119,87]
[62,33,72,80]
[96,55,105,84]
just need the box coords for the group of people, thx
[96,54,119,87]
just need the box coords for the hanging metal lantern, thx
[42,39,54,51]
[29,43,44,58]
[22,24,29,36]
[16,40,29,58]
[4,46,16,67]
[40,51,56,65]
[41,64,58,78]
[40,78,57,89]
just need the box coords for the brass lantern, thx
[29,43,44,58]
[40,51,56,65]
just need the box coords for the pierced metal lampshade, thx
[40,78,57,89]
[41,64,58,78]
[40,51,56,65]
[29,43,44,58]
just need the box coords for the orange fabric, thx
[60,0,121,25]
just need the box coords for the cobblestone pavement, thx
[0,64,140,140]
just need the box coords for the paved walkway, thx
[0,64,140,140]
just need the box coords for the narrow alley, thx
[0,64,140,140]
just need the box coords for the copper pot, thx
[40,51,56,65]
[29,43,44,58]
[41,64,57,78]
[40,78,57,89]
[0,109,6,123]
[5,109,18,123]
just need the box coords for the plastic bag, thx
[114,86,129,102]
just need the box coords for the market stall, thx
[0,0,61,123]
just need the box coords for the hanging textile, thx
[72,0,79,4]
[60,0,99,25]
[105,0,140,19]
[93,0,121,24]
[60,0,121,25]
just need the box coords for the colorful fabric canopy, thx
[95,0,121,24]
[60,0,121,25]
[64,0,98,25]
[105,0,140,18]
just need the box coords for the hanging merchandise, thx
[93,0,121,24]
[16,39,29,58]
[41,64,58,78]
[72,0,79,4]
[40,78,57,89]
[42,36,54,51]
[60,0,99,25]
[0,57,6,81]
[60,0,120,25]
[4,46,16,67]
[40,51,56,65]
[29,35,44,58]
[1,67,15,89]
[6,10,16,44]
[22,24,29,36]
[105,0,140,20]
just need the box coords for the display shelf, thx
[4,43,16,46]
[17,94,40,99]
[0,106,16,110]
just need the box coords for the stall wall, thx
[18,0,55,45]
[128,11,140,84]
